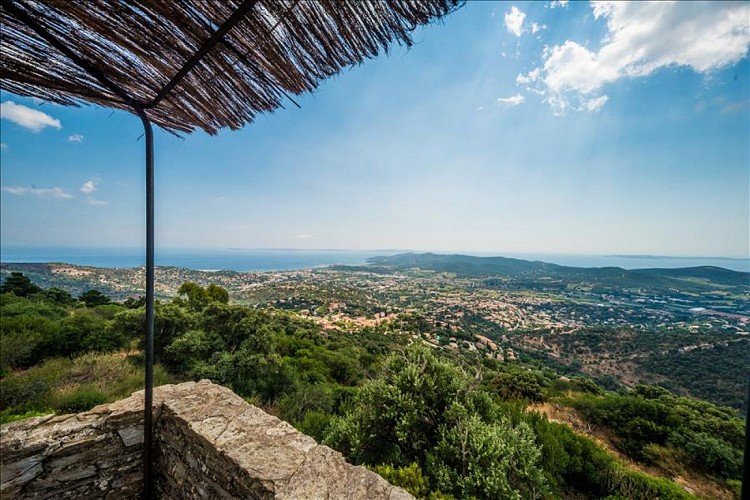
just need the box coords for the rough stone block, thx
[117,424,144,447]
[1,380,412,499]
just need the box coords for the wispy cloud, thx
[721,99,750,115]
[0,143,7,150]
[78,179,107,205]
[584,95,609,112]
[68,134,84,143]
[548,0,568,9]
[1,186,74,199]
[80,180,97,194]
[504,6,526,37]
[0,101,62,132]
[516,68,541,86]
[519,2,750,114]
[85,197,108,206]
[293,234,313,240]
[497,94,526,106]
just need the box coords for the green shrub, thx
[491,369,547,402]
[373,463,430,498]
[599,466,692,500]
[0,409,53,425]
[53,386,108,413]
[297,410,332,442]
[0,373,53,411]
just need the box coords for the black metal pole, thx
[742,376,749,500]
[138,111,155,499]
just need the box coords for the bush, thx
[373,463,430,498]
[325,347,548,499]
[599,466,692,500]
[0,409,53,425]
[427,407,546,499]
[297,410,332,442]
[53,386,108,413]
[492,369,547,402]
[0,373,53,411]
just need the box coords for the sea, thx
[1,246,748,273]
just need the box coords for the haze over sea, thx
[1,246,748,273]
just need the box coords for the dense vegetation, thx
[513,326,750,411]
[0,274,745,498]
[568,385,744,480]
[640,340,750,411]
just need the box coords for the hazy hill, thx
[365,253,749,291]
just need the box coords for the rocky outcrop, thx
[0,380,412,499]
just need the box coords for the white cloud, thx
[1,186,74,199]
[68,134,84,143]
[0,101,62,132]
[584,95,609,112]
[504,6,526,37]
[86,197,108,206]
[293,234,313,240]
[497,94,526,106]
[521,1,750,113]
[80,180,97,194]
[0,143,7,150]
[516,68,541,85]
[79,180,107,205]
[531,22,546,34]
[548,0,569,8]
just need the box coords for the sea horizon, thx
[1,245,748,273]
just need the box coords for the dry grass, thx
[1,350,176,423]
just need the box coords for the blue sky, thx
[1,1,749,257]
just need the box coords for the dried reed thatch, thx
[1,0,461,134]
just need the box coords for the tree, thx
[58,310,109,354]
[42,287,76,305]
[427,405,546,499]
[79,289,111,307]
[492,369,547,402]
[111,302,195,359]
[325,346,548,498]
[325,346,482,467]
[0,272,42,297]
[206,284,229,304]
[123,296,146,309]
[176,282,209,311]
[164,329,225,372]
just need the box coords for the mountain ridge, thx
[362,252,749,288]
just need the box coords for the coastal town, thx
[3,260,747,384]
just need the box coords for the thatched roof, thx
[1,0,461,134]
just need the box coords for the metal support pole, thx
[742,377,749,500]
[138,111,155,499]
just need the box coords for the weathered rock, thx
[1,380,412,499]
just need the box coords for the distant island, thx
[608,254,749,261]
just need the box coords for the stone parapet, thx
[1,380,412,499]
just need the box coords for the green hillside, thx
[1,273,744,499]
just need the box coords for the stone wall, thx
[0,396,145,498]
[1,380,411,499]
